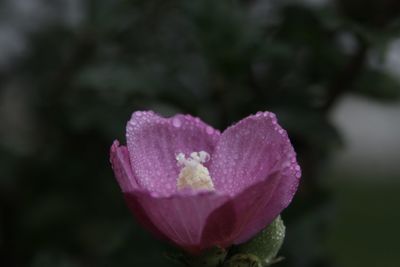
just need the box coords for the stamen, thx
[176,151,214,191]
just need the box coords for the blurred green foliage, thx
[0,0,399,266]
[327,178,400,267]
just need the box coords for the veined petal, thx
[124,189,229,253]
[205,111,301,245]
[233,163,300,244]
[210,112,296,195]
[201,167,299,246]
[126,111,220,196]
[110,140,138,192]
[110,141,170,240]
[200,171,282,247]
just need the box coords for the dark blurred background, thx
[1,0,399,266]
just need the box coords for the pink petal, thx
[111,141,171,241]
[200,171,282,247]
[110,140,138,192]
[124,190,229,253]
[205,111,301,244]
[210,111,295,195]
[233,163,300,244]
[126,111,220,196]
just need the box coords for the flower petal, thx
[209,112,296,195]
[126,111,220,195]
[201,165,299,246]
[110,141,170,240]
[124,190,229,253]
[204,111,301,245]
[200,170,282,247]
[233,164,300,244]
[110,140,138,192]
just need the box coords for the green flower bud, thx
[226,216,286,267]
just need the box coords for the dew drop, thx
[206,126,214,135]
[172,118,182,128]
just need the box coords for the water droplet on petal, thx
[206,126,214,135]
[172,118,182,128]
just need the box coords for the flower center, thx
[176,151,214,191]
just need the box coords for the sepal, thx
[226,216,285,267]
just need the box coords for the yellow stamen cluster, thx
[176,151,214,191]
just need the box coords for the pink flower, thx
[110,111,301,254]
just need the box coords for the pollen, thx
[176,151,214,191]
